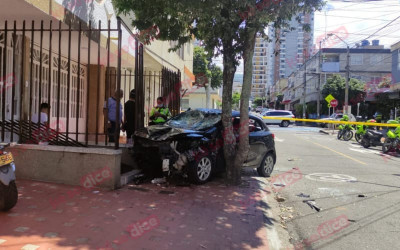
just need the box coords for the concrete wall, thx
[8,144,122,190]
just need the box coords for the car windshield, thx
[166,110,221,130]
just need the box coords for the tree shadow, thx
[0,168,277,249]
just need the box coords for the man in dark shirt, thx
[124,89,136,144]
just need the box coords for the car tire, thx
[281,120,290,127]
[257,152,275,177]
[187,155,213,184]
[0,181,18,211]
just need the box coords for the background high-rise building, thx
[251,36,268,99]
[267,12,314,86]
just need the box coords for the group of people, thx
[104,89,171,143]
[31,90,171,144]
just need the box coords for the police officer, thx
[149,97,171,125]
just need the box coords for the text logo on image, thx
[80,166,112,188]
[316,26,349,48]
[126,214,160,238]
[292,214,349,249]
[0,73,17,95]
[270,167,302,192]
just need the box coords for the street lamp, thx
[327,33,350,115]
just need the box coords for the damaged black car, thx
[133,109,276,184]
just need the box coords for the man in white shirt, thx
[32,103,49,125]
[31,103,50,144]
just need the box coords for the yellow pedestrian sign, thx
[325,94,335,103]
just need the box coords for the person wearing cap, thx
[149,97,171,125]
[124,89,136,144]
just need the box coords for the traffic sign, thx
[325,94,335,103]
[330,99,338,108]
[328,103,331,108]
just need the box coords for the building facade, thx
[285,43,392,115]
[251,36,268,99]
[267,12,314,86]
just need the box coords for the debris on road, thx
[358,194,367,198]
[348,219,356,222]
[151,177,166,184]
[274,183,286,187]
[303,200,321,212]
[297,193,310,198]
[288,158,295,161]
[276,196,286,202]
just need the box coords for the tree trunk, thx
[221,49,238,185]
[233,29,257,182]
[205,82,211,109]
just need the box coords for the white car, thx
[262,110,295,127]
[318,113,356,128]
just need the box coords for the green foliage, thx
[209,63,223,89]
[253,97,265,107]
[374,93,392,120]
[232,92,241,109]
[274,94,284,109]
[193,46,211,87]
[321,74,366,110]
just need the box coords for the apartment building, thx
[251,36,268,98]
[267,12,314,85]
[286,42,392,113]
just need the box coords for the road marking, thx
[307,173,357,183]
[348,147,374,154]
[295,136,367,165]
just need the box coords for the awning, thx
[282,100,291,104]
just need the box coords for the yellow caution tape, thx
[261,116,400,128]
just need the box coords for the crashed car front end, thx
[133,126,220,177]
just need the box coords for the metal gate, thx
[0,18,181,149]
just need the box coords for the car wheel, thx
[0,181,18,211]
[281,120,290,127]
[257,152,275,177]
[187,155,213,184]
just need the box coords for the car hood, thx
[135,125,202,141]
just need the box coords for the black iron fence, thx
[0,18,181,149]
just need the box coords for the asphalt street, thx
[270,125,400,250]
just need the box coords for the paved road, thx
[270,125,400,250]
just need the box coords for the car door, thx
[264,111,277,124]
[244,118,270,168]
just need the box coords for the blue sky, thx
[215,0,400,72]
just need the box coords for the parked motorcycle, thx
[0,143,18,211]
[337,124,354,141]
[361,129,385,148]
[355,119,376,143]
[382,125,400,154]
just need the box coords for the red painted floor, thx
[0,172,270,250]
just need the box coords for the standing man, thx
[104,89,123,143]
[149,97,171,125]
[124,89,136,144]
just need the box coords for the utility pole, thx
[344,45,350,115]
[317,40,322,119]
[303,62,306,120]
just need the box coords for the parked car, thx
[318,113,356,128]
[133,109,276,184]
[262,110,295,127]
[255,106,263,113]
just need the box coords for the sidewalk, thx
[0,170,283,250]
